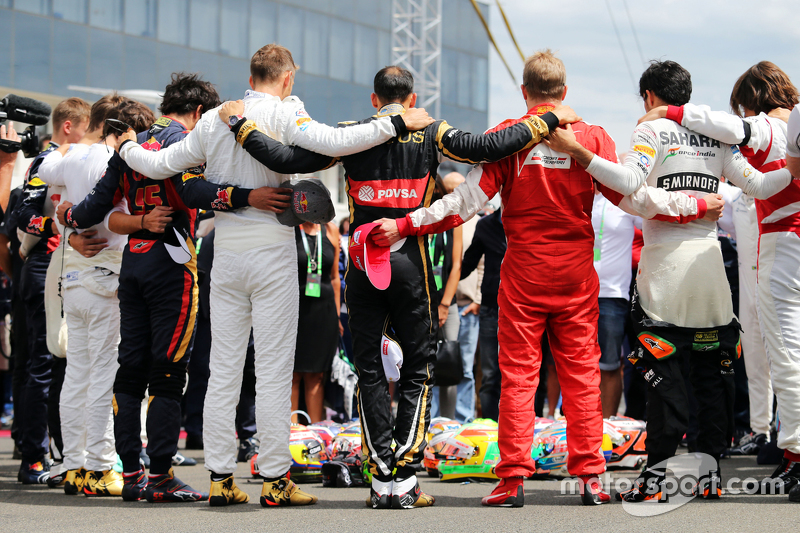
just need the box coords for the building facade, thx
[0,0,489,212]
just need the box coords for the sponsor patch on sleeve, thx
[633,144,655,158]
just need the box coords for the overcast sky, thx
[485,0,800,150]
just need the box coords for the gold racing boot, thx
[64,467,87,495]
[83,469,124,497]
[209,475,250,506]
[260,475,318,507]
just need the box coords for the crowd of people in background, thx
[0,40,799,510]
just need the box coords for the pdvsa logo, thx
[358,186,375,202]
[377,189,418,199]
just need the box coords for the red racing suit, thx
[396,104,709,477]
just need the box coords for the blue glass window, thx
[353,24,377,86]
[249,0,276,56]
[90,29,125,88]
[189,0,219,52]
[329,18,353,82]
[53,21,88,94]
[303,11,328,76]
[0,12,12,86]
[53,0,87,23]
[123,36,161,90]
[277,4,304,67]
[457,51,470,108]
[157,0,188,46]
[473,57,487,112]
[13,13,51,93]
[89,0,122,31]
[14,0,48,15]
[157,43,190,89]
[220,0,247,58]
[124,0,157,37]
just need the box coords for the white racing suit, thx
[672,104,798,449]
[38,144,129,472]
[119,90,403,477]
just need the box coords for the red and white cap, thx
[349,222,391,290]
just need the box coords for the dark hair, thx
[638,60,692,106]
[730,61,799,117]
[374,66,414,103]
[250,44,298,84]
[160,72,221,117]
[116,100,156,135]
[88,93,128,132]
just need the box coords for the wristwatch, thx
[227,115,244,129]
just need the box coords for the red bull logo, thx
[294,191,309,213]
[140,137,162,151]
[28,215,46,232]
[211,188,232,210]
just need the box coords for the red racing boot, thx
[481,476,524,507]
[579,475,611,505]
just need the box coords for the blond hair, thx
[52,97,90,130]
[523,49,566,100]
[250,44,298,84]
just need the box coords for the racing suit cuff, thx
[232,119,258,146]
[695,198,707,220]
[540,112,560,134]
[64,207,80,229]
[119,139,136,152]
[666,105,684,125]
[396,215,415,238]
[391,114,409,139]
[232,187,253,209]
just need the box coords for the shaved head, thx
[442,172,465,194]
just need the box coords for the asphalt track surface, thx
[0,437,795,533]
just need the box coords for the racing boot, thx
[616,470,667,503]
[145,468,208,502]
[260,474,318,507]
[579,475,611,505]
[121,469,148,501]
[482,476,524,507]
[788,482,800,503]
[83,469,124,496]
[365,477,392,509]
[756,453,800,495]
[237,438,259,463]
[46,462,67,488]
[209,474,250,506]
[726,433,767,456]
[695,470,722,499]
[392,475,435,509]
[19,460,51,485]
[63,468,87,495]
[171,451,197,466]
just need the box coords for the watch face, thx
[228,115,241,127]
